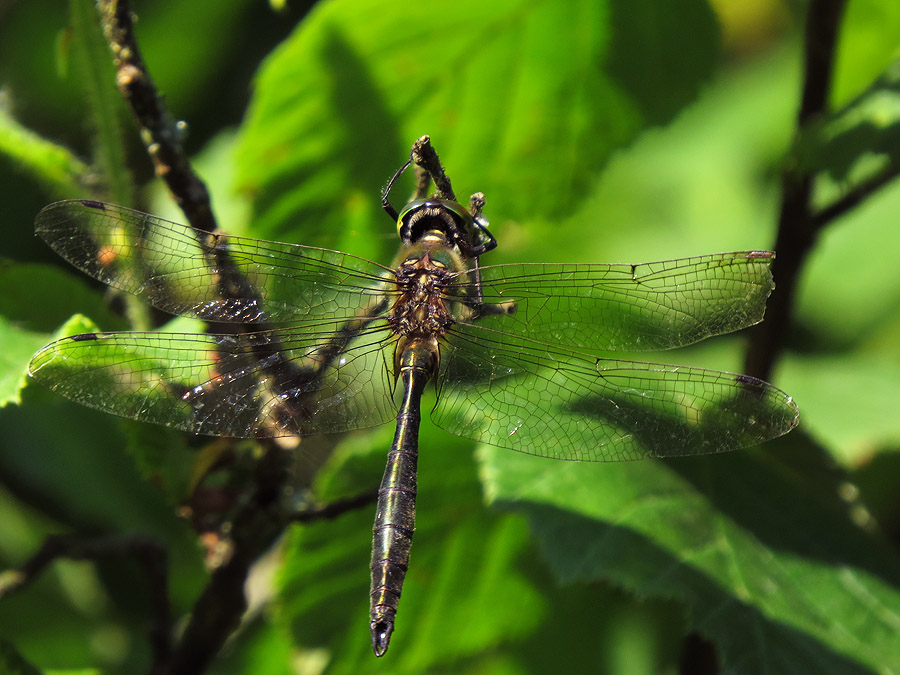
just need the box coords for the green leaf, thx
[548,44,798,265]
[121,422,198,504]
[0,316,48,408]
[799,55,900,186]
[779,353,900,464]
[234,0,718,258]
[68,0,132,204]
[832,0,900,106]
[0,100,90,199]
[207,617,296,675]
[0,260,124,409]
[480,440,900,674]
[0,638,44,675]
[0,262,126,333]
[604,0,719,124]
[0,384,202,549]
[132,0,257,116]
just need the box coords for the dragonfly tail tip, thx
[370,616,394,657]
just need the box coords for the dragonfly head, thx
[397,198,494,259]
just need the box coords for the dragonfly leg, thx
[382,159,411,221]
[382,136,457,219]
[459,250,516,319]
[411,163,431,201]
[470,295,517,318]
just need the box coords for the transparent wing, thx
[459,252,775,352]
[35,200,394,325]
[433,323,799,461]
[28,319,398,438]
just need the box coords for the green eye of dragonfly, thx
[27,136,798,659]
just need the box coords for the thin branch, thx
[289,487,379,524]
[411,135,457,201]
[810,163,900,228]
[96,0,215,232]
[0,534,171,674]
[744,0,848,381]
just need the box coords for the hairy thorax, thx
[388,251,455,339]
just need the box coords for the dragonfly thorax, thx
[388,250,455,340]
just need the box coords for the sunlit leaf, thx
[832,0,900,105]
[234,0,718,257]
[780,353,900,464]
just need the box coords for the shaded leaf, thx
[0,316,48,407]
[0,638,43,675]
[0,262,126,334]
[480,439,900,674]
[799,56,900,185]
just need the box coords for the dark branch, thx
[93,3,309,674]
[745,0,848,380]
[289,487,379,524]
[96,0,215,232]
[0,534,171,674]
[411,135,457,201]
[166,467,376,674]
[97,0,311,403]
[167,444,291,675]
[811,163,900,228]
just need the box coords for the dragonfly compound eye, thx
[397,198,473,246]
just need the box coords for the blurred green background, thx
[1,0,900,673]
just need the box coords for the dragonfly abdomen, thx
[370,339,438,656]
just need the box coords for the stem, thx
[89,4,304,674]
[95,0,215,232]
[810,163,900,228]
[0,102,91,197]
[744,0,847,380]
[168,445,290,675]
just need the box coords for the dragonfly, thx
[28,136,799,656]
